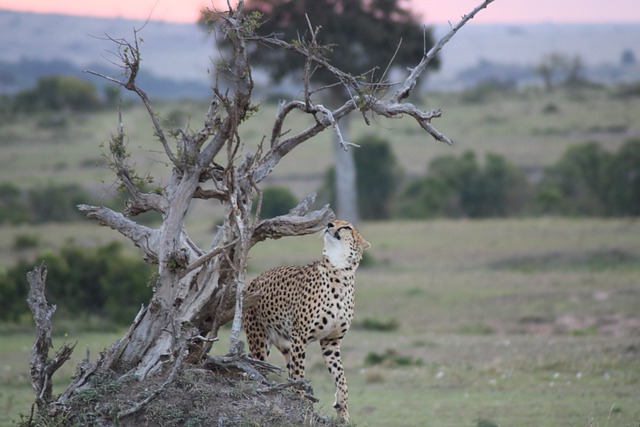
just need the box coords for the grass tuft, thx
[364,349,422,367]
[475,419,500,427]
[353,317,399,332]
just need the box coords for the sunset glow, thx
[0,0,639,24]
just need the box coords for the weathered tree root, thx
[203,351,319,402]
[256,378,320,403]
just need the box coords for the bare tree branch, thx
[85,30,179,167]
[178,239,238,279]
[391,0,496,103]
[252,0,496,150]
[315,104,359,150]
[368,100,453,145]
[77,204,160,263]
[271,100,306,147]
[255,99,358,183]
[251,193,335,247]
[33,1,497,422]
[27,264,75,409]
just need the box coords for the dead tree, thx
[27,0,495,421]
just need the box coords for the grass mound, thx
[25,365,342,427]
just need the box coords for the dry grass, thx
[3,218,639,426]
[1,87,639,200]
[2,87,640,426]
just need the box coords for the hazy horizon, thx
[1,0,640,25]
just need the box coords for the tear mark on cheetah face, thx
[244,220,370,421]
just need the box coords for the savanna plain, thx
[1,87,639,427]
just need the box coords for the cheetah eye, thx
[338,226,352,232]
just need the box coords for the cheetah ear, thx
[360,236,371,250]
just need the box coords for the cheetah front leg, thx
[320,338,349,421]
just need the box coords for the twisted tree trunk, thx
[26,0,495,422]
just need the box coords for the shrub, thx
[399,151,529,218]
[475,419,500,427]
[354,135,402,219]
[354,317,399,332]
[604,138,640,216]
[542,102,560,114]
[12,234,40,250]
[318,134,402,220]
[473,153,530,216]
[254,186,298,218]
[27,183,89,223]
[0,242,153,324]
[533,141,610,216]
[364,349,422,367]
[0,181,30,224]
[13,75,102,113]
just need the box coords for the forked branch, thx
[85,29,178,166]
[252,0,495,174]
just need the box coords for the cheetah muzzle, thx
[244,220,371,421]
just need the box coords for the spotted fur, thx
[244,220,370,421]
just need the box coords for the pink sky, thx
[0,0,639,24]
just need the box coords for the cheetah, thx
[244,220,370,421]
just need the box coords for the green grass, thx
[2,88,640,426]
[225,218,640,427]
[3,220,639,426]
[0,330,125,426]
[1,86,639,201]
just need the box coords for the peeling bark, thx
[29,0,496,420]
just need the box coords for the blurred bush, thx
[399,150,530,218]
[533,139,640,216]
[317,138,640,220]
[253,186,298,218]
[0,241,153,325]
[13,75,101,113]
[318,134,402,220]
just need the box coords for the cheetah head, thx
[323,220,371,269]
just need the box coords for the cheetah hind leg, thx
[281,335,306,382]
[320,338,349,421]
[244,315,270,361]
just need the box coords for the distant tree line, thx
[316,135,640,220]
[3,138,636,227]
[0,74,124,123]
[0,182,89,225]
[0,57,212,111]
[0,137,638,326]
[0,182,163,226]
[0,241,153,326]
[12,75,105,113]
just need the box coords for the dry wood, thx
[29,0,496,421]
[26,264,75,409]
